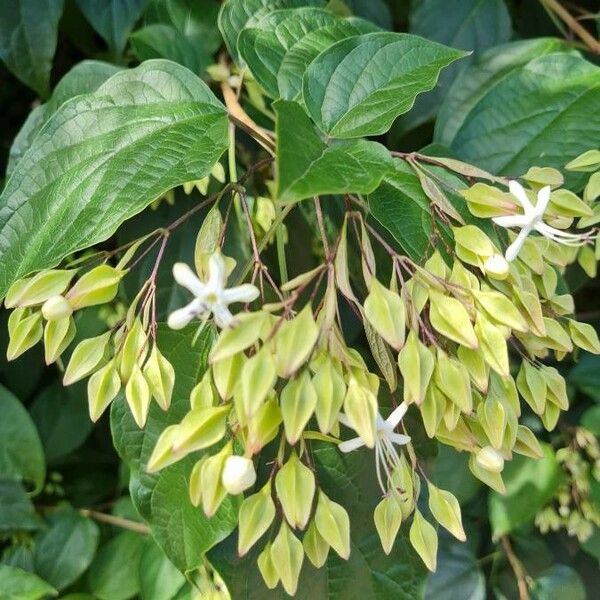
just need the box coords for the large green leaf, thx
[368,160,434,262]
[0,385,45,494]
[277,17,378,101]
[110,326,240,574]
[0,565,57,600]
[488,444,561,539]
[302,32,466,138]
[211,443,427,599]
[218,0,326,64]
[343,0,391,29]
[401,0,512,131]
[0,480,43,533]
[275,100,393,202]
[0,60,228,300]
[435,38,570,147]
[7,60,123,176]
[0,0,64,97]
[531,565,586,600]
[138,538,186,600]
[33,508,99,591]
[567,353,600,402]
[76,0,146,56]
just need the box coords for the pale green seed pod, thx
[237,482,275,556]
[171,405,230,457]
[189,372,215,410]
[238,347,276,422]
[390,455,417,519]
[125,364,151,428]
[566,149,600,172]
[523,166,563,189]
[272,305,319,378]
[568,319,600,354]
[194,206,223,277]
[543,366,569,410]
[427,483,465,542]
[516,361,547,415]
[119,318,148,384]
[41,295,73,321]
[474,290,528,333]
[63,332,111,385]
[434,351,472,413]
[188,456,208,506]
[6,310,43,361]
[66,265,123,310]
[343,377,377,448]
[303,520,329,568]
[541,318,573,353]
[374,495,402,555]
[364,321,397,392]
[280,371,317,445]
[479,397,506,450]
[44,316,76,365]
[209,311,269,363]
[363,279,405,350]
[468,453,505,494]
[421,385,445,438]
[460,183,516,218]
[398,331,434,405]
[246,397,282,455]
[200,442,232,517]
[541,399,561,432]
[87,359,121,422]
[513,425,544,459]
[5,270,76,308]
[212,352,244,401]
[257,543,279,590]
[221,455,256,495]
[457,345,489,393]
[314,491,350,560]
[512,287,545,337]
[143,344,175,410]
[476,446,504,473]
[275,451,315,530]
[313,357,346,434]
[453,225,495,258]
[428,291,478,349]
[577,245,597,278]
[409,509,438,572]
[474,314,509,378]
[270,522,304,596]
[146,425,181,473]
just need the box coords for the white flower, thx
[493,181,594,262]
[221,455,257,495]
[338,402,411,494]
[167,252,259,330]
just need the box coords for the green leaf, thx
[218,0,326,64]
[144,0,222,54]
[130,24,209,74]
[302,32,466,138]
[211,443,427,599]
[435,38,570,147]
[568,353,600,402]
[33,508,99,591]
[7,60,123,176]
[581,405,600,435]
[76,0,146,56]
[432,446,482,505]
[531,565,585,600]
[275,100,393,202]
[437,50,600,183]
[138,538,186,600]
[488,444,561,539]
[343,0,391,29]
[30,383,92,464]
[0,565,57,600]
[87,531,145,600]
[0,60,228,300]
[111,326,240,573]
[0,0,64,97]
[0,385,45,494]
[277,16,378,100]
[401,0,512,131]
[368,160,434,261]
[0,480,43,533]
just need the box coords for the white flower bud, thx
[476,446,504,473]
[41,295,73,321]
[221,455,256,495]
[483,254,509,280]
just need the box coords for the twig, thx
[501,536,529,600]
[541,0,600,54]
[80,509,150,535]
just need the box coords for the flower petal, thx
[212,303,234,329]
[534,185,551,216]
[509,180,534,213]
[492,214,529,228]
[173,263,205,297]
[388,432,411,446]
[207,252,226,293]
[221,284,260,305]
[338,437,365,453]
[505,226,532,261]
[386,401,409,428]
[167,299,204,330]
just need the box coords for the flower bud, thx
[41,295,73,321]
[5,270,75,308]
[479,397,506,450]
[87,359,121,422]
[44,316,76,365]
[63,332,111,385]
[189,372,215,410]
[343,378,377,448]
[374,496,402,555]
[66,265,123,310]
[280,371,317,445]
[460,183,516,218]
[363,279,405,350]
[398,331,434,405]
[474,314,509,378]
[427,483,465,542]
[246,397,282,455]
[200,442,232,517]
[469,453,505,494]
[237,482,275,556]
[146,425,180,473]
[516,361,547,415]
[568,319,600,354]
[409,509,438,572]
[125,363,151,428]
[171,406,230,457]
[428,291,478,349]
[212,352,244,400]
[434,351,472,413]
[476,446,504,473]
[513,425,544,459]
[143,344,175,410]
[314,491,350,560]
[475,290,528,333]
[313,358,346,434]
[270,522,304,596]
[237,347,276,423]
[221,455,256,495]
[257,543,279,590]
[302,521,329,568]
[275,451,315,530]
[209,311,268,363]
[7,310,43,361]
[119,318,148,383]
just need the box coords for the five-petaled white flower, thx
[493,180,594,262]
[168,252,259,330]
[338,402,411,494]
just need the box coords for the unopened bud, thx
[374,496,402,555]
[237,482,275,556]
[303,520,329,568]
[172,405,229,457]
[280,371,317,444]
[343,378,377,448]
[483,254,509,279]
[41,295,73,321]
[363,279,405,350]
[66,265,123,310]
[200,442,232,517]
[44,316,76,365]
[125,364,151,428]
[5,270,75,308]
[119,318,148,383]
[146,425,180,473]
[476,446,504,473]
[275,452,315,530]
[87,359,121,422]
[314,491,350,560]
[6,310,43,361]
[63,332,111,385]
[270,523,304,596]
[143,344,175,410]
[221,455,256,495]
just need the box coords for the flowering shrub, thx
[1,1,600,599]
